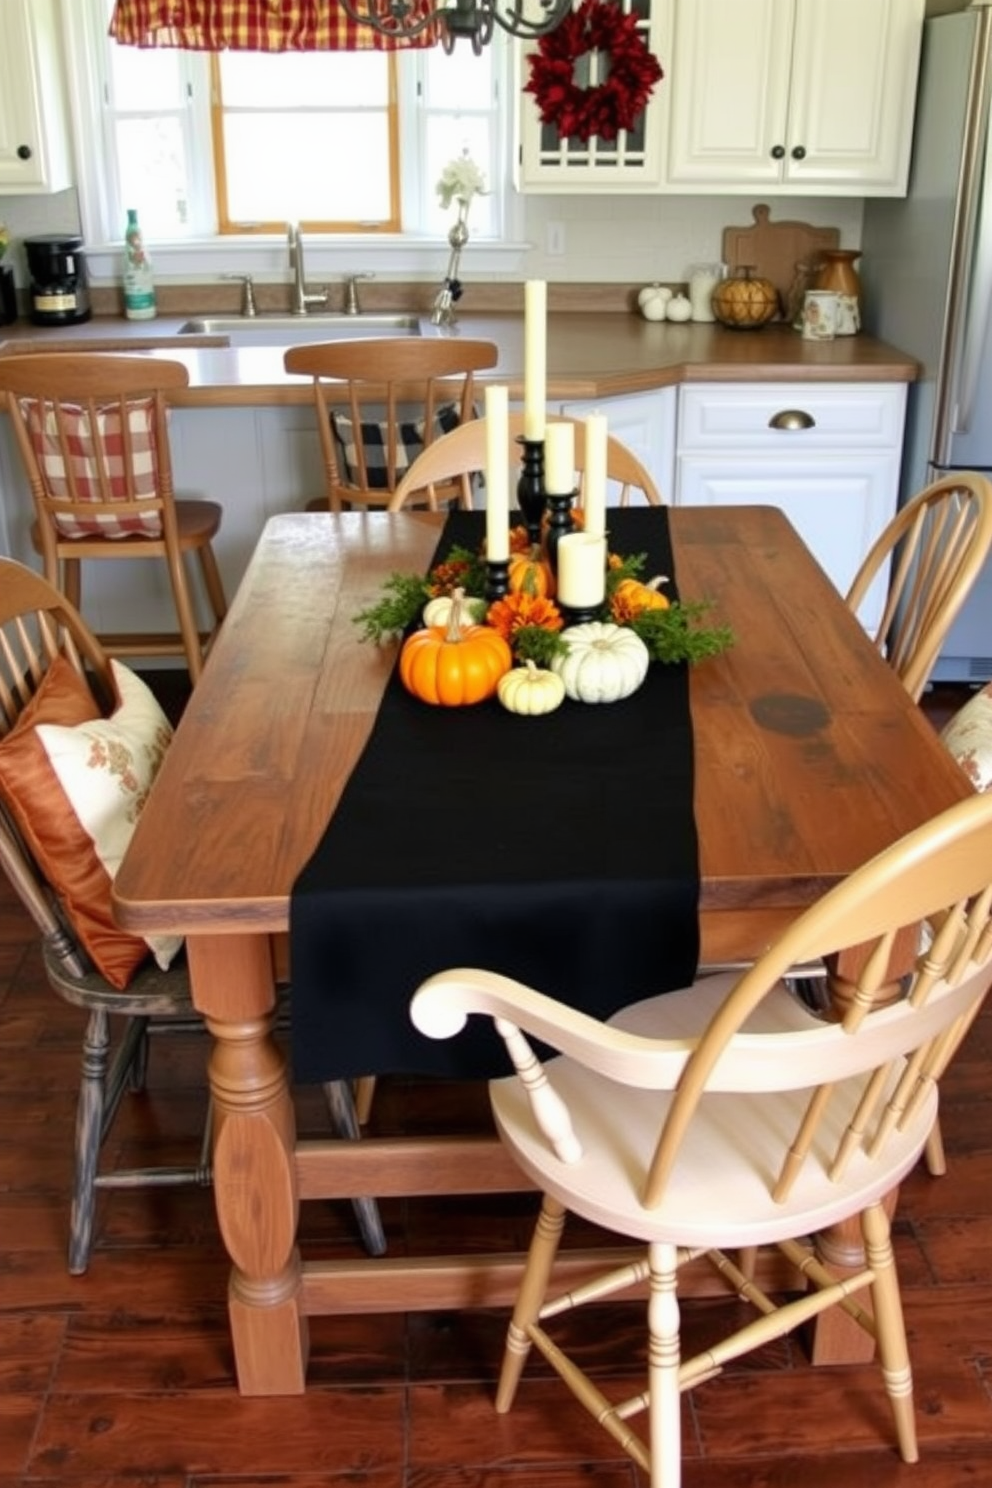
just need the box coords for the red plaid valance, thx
[109,0,439,51]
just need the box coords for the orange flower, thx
[486,591,564,640]
[509,525,531,554]
[428,558,474,596]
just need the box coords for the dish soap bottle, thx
[122,208,157,321]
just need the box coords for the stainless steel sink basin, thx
[177,313,422,345]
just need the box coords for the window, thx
[65,0,506,248]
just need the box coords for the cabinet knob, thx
[769,408,816,431]
[791,145,807,160]
[770,144,786,159]
[16,144,32,160]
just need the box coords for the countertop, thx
[0,311,919,407]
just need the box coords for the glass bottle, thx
[122,208,157,321]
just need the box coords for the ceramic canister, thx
[802,290,839,341]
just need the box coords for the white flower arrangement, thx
[436,154,488,211]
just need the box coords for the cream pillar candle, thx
[484,385,509,562]
[582,413,608,538]
[557,533,606,610]
[523,279,547,442]
[544,421,575,494]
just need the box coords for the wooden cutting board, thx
[722,204,840,322]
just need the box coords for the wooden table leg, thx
[187,934,308,1396]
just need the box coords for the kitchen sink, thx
[176,312,422,345]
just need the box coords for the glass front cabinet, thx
[515,0,673,194]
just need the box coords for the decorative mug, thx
[802,290,838,341]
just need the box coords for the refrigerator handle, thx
[955,133,992,434]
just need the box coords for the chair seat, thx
[31,498,223,554]
[489,973,935,1247]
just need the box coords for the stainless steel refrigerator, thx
[861,0,992,681]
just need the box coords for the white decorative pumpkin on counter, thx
[551,622,650,704]
[637,283,672,322]
[663,293,693,323]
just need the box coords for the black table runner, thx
[290,507,700,1083]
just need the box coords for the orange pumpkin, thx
[399,589,512,706]
[508,545,555,600]
[610,574,670,623]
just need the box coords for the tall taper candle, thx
[582,412,608,539]
[485,385,509,561]
[544,421,575,494]
[523,279,547,442]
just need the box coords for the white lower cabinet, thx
[559,388,676,506]
[674,382,907,634]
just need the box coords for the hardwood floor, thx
[1,681,991,1487]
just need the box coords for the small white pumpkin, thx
[551,622,650,704]
[664,293,693,323]
[497,659,566,716]
[637,283,672,321]
[422,593,486,629]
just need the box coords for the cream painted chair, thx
[846,471,992,704]
[389,411,664,512]
[412,792,992,1486]
[0,353,228,685]
[285,337,498,512]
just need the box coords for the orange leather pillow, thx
[0,655,158,989]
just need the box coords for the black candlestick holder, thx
[516,437,546,547]
[484,557,509,604]
[559,602,602,626]
[545,489,577,575]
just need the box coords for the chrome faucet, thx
[287,223,328,316]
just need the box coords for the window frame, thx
[60,3,527,287]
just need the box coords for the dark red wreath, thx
[525,0,664,144]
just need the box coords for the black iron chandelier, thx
[337,0,572,53]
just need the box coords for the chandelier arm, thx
[336,0,439,40]
[493,0,572,39]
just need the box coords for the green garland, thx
[353,543,734,666]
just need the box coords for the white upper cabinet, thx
[0,0,74,194]
[515,0,674,194]
[665,0,925,196]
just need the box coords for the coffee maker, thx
[25,234,92,326]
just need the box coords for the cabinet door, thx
[515,0,673,193]
[0,0,73,193]
[785,0,924,195]
[665,0,796,191]
[675,455,899,634]
[665,0,923,196]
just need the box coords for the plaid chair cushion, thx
[20,397,164,539]
[330,401,463,491]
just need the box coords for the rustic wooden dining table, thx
[113,504,972,1396]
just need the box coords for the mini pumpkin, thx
[551,621,650,704]
[508,545,555,599]
[422,593,486,629]
[610,574,670,622]
[497,659,566,716]
[400,589,512,707]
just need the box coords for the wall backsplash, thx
[0,186,864,291]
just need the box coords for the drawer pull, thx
[769,408,815,431]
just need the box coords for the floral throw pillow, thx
[940,681,992,793]
[0,656,181,987]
